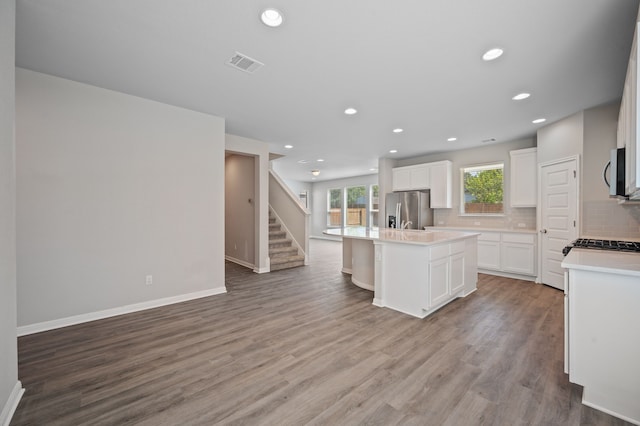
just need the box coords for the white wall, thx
[393,138,538,230]
[225,154,256,267]
[16,69,226,329]
[225,133,269,273]
[583,102,640,238]
[537,112,584,165]
[0,0,22,422]
[310,174,378,238]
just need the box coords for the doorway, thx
[538,157,579,290]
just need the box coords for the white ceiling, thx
[15,0,640,182]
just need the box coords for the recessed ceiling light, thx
[532,118,546,124]
[344,107,358,115]
[284,144,293,149]
[297,159,308,164]
[370,168,378,172]
[311,170,320,176]
[389,149,398,154]
[393,128,403,133]
[447,137,457,142]
[261,8,283,27]
[512,93,531,100]
[482,47,504,61]
[317,159,324,162]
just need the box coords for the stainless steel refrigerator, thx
[385,191,434,229]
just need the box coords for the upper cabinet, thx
[510,148,537,207]
[392,160,452,208]
[429,161,453,208]
[392,164,429,191]
[618,23,640,199]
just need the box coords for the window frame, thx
[460,162,505,216]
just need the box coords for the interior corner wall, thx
[0,0,20,421]
[225,133,269,273]
[536,111,584,165]
[16,68,226,328]
[225,154,256,266]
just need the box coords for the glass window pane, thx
[370,185,379,229]
[462,163,504,214]
[346,186,366,227]
[327,188,342,227]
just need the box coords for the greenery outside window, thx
[461,163,504,215]
[327,188,342,227]
[346,186,367,227]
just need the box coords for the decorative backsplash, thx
[433,207,536,230]
[582,200,640,239]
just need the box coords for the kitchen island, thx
[325,227,479,318]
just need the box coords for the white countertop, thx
[425,226,537,234]
[324,227,479,246]
[561,248,640,277]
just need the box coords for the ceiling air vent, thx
[481,138,497,143]
[227,52,264,74]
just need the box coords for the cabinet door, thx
[429,161,452,208]
[429,257,450,307]
[392,168,411,191]
[510,148,537,207]
[477,240,500,270]
[410,166,430,189]
[501,242,536,275]
[449,252,465,295]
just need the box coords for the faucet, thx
[400,220,412,230]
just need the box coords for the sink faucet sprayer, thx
[401,221,413,230]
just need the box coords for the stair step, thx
[270,255,305,271]
[269,246,298,256]
[269,230,287,239]
[268,223,280,230]
[269,238,292,248]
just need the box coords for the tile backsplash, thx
[582,200,640,239]
[434,207,536,230]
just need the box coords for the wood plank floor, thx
[12,239,633,425]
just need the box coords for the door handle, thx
[540,229,548,234]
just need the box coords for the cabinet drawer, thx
[502,233,535,244]
[450,240,465,254]
[478,232,500,242]
[429,244,450,260]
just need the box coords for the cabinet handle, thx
[540,229,548,234]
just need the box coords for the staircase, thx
[269,212,305,271]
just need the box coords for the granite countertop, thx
[561,248,640,277]
[425,225,537,234]
[324,227,479,246]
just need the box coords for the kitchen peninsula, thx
[325,228,479,318]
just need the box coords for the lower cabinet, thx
[449,252,465,294]
[427,241,466,308]
[428,257,450,307]
[477,232,501,270]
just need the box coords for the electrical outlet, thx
[438,221,444,225]
[474,221,481,226]
[145,275,153,285]
[517,223,526,228]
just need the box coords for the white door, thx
[539,158,578,290]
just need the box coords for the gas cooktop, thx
[563,238,640,255]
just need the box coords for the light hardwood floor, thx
[12,239,633,425]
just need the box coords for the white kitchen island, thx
[325,228,479,318]
[561,249,640,425]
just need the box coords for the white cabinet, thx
[501,233,536,275]
[449,252,465,294]
[392,160,452,208]
[429,161,453,208]
[477,232,501,271]
[431,228,537,279]
[618,22,640,199]
[428,257,450,307]
[510,148,537,207]
[392,164,429,191]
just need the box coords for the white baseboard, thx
[224,255,255,270]
[1,381,24,426]
[17,287,227,336]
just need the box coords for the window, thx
[327,188,342,227]
[346,186,367,227]
[461,163,504,215]
[370,185,379,229]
